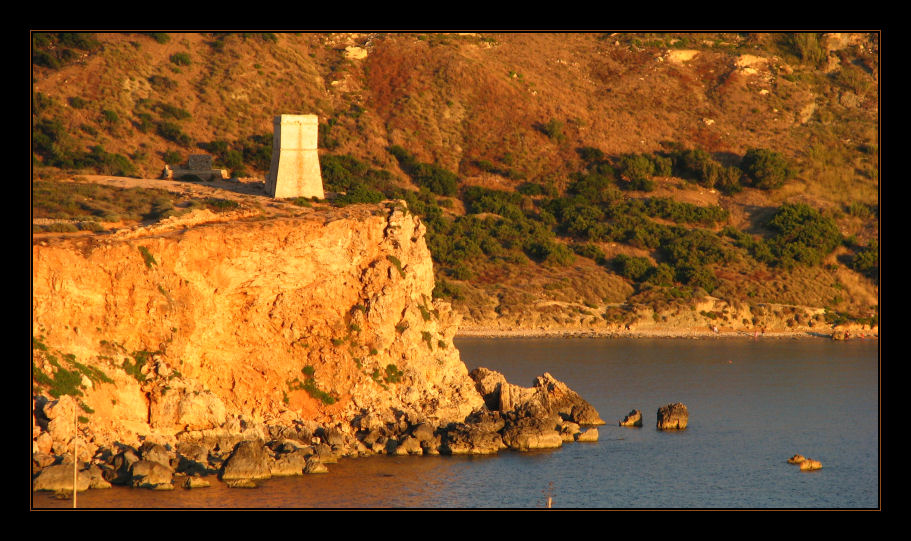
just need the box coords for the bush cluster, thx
[33,33,102,70]
[850,239,878,281]
[198,134,272,176]
[32,119,137,176]
[740,148,795,190]
[388,145,459,196]
[765,203,841,267]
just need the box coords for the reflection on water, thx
[33,338,879,509]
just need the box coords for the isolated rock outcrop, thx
[656,402,688,430]
[788,454,822,471]
[619,409,643,427]
[469,368,605,426]
[799,459,823,471]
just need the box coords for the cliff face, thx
[32,203,483,448]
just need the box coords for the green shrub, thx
[566,170,619,204]
[138,246,157,269]
[142,33,171,44]
[102,109,120,124]
[334,184,385,206]
[675,265,719,293]
[388,146,459,196]
[741,148,794,190]
[644,263,675,286]
[571,243,606,264]
[156,102,191,121]
[169,52,191,66]
[576,146,605,164]
[618,154,655,182]
[766,203,841,267]
[659,228,732,268]
[203,197,240,212]
[782,33,826,67]
[612,254,653,282]
[156,121,191,146]
[851,239,878,281]
[538,119,566,143]
[433,278,463,300]
[638,197,729,225]
[148,75,177,91]
[384,363,404,384]
[461,186,524,217]
[387,255,405,277]
[525,240,575,266]
[516,181,558,197]
[68,96,89,109]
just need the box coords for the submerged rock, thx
[183,475,211,489]
[656,403,688,430]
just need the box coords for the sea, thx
[32,337,880,509]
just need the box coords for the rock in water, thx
[787,454,807,464]
[574,428,599,442]
[468,368,605,426]
[799,459,823,471]
[656,402,688,430]
[619,409,643,427]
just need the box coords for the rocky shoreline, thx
[456,327,878,340]
[32,368,604,497]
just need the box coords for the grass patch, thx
[33,181,179,223]
[138,246,157,269]
[387,255,406,278]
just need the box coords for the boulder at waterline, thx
[500,417,563,452]
[130,460,174,489]
[33,464,91,493]
[220,440,272,481]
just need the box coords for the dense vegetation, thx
[31,32,878,323]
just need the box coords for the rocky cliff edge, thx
[32,202,487,455]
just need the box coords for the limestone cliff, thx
[32,202,484,450]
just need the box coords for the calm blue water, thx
[33,338,879,509]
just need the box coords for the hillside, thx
[31,31,879,334]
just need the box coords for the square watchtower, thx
[265,114,325,199]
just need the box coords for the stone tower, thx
[265,114,325,199]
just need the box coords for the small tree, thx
[741,148,794,190]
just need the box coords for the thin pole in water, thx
[73,406,77,508]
